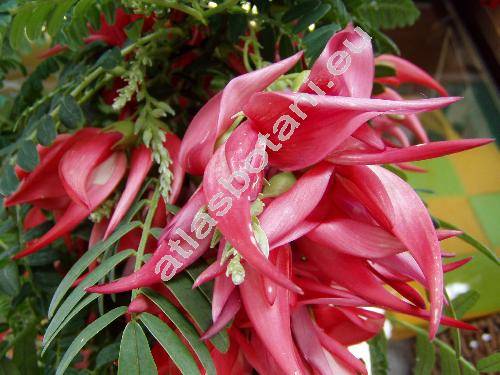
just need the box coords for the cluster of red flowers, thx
[6,20,491,374]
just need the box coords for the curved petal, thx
[88,188,210,294]
[306,215,404,258]
[376,88,428,143]
[179,52,302,175]
[300,24,373,98]
[239,246,306,374]
[163,132,185,204]
[338,165,443,337]
[14,152,127,259]
[105,145,153,239]
[59,131,122,208]
[259,162,335,248]
[314,323,368,375]
[328,138,493,166]
[202,289,241,340]
[291,306,332,375]
[375,54,448,96]
[244,92,460,170]
[4,132,88,206]
[203,123,302,293]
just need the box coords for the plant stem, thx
[444,289,463,364]
[144,0,206,23]
[388,315,476,373]
[204,0,239,17]
[131,185,161,299]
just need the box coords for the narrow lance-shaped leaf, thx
[414,333,435,375]
[56,307,127,375]
[48,221,140,318]
[44,250,134,349]
[142,288,216,375]
[477,353,500,373]
[165,273,229,353]
[118,320,157,375]
[435,217,499,266]
[368,331,388,375]
[42,293,100,355]
[140,313,200,375]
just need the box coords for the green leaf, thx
[0,262,20,297]
[372,82,386,96]
[125,19,144,41]
[47,0,74,37]
[26,2,55,41]
[58,95,85,129]
[56,306,127,375]
[368,331,388,375]
[0,164,19,196]
[477,353,500,373]
[44,250,134,350]
[227,13,247,43]
[17,140,39,172]
[282,0,320,22]
[9,5,33,50]
[143,289,216,375]
[96,342,121,368]
[439,345,461,375]
[48,221,140,317]
[293,4,332,33]
[355,0,420,29]
[96,47,123,71]
[414,333,435,375]
[118,321,157,375]
[259,25,276,62]
[375,63,396,78]
[140,313,200,374]
[450,290,480,319]
[303,24,341,62]
[165,274,229,352]
[0,358,20,375]
[184,261,213,302]
[13,323,38,375]
[42,293,100,355]
[279,34,295,60]
[435,217,499,266]
[36,115,57,146]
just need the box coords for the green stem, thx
[388,315,476,373]
[131,185,161,299]
[444,289,463,365]
[144,0,205,23]
[204,0,239,17]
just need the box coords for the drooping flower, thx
[86,24,491,374]
[5,127,182,259]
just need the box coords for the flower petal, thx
[88,188,210,294]
[291,306,332,375]
[59,131,122,208]
[329,138,493,166]
[179,53,302,175]
[260,163,334,248]
[14,152,126,258]
[375,54,448,96]
[338,165,444,337]
[105,145,152,239]
[239,245,306,374]
[203,124,302,293]
[244,92,460,170]
[300,24,373,98]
